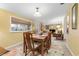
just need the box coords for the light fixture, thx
[60,3,64,5]
[56,25,60,28]
[34,7,41,17]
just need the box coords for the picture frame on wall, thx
[72,3,78,29]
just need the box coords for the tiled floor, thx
[46,37,71,56]
[6,37,72,56]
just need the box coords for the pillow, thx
[0,47,9,56]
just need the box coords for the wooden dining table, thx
[32,33,48,56]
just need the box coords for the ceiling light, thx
[34,7,41,17]
[56,25,60,28]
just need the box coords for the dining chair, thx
[48,32,51,49]
[46,32,51,50]
[23,32,42,56]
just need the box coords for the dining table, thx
[32,33,48,56]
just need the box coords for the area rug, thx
[3,38,68,56]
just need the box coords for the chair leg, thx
[23,39,26,53]
[32,50,35,56]
[23,45,25,53]
[47,49,48,54]
[48,39,51,49]
[25,46,27,56]
[25,52,27,56]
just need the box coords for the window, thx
[10,16,32,32]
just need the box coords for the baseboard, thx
[5,41,23,50]
[65,43,75,56]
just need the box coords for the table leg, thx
[41,41,44,56]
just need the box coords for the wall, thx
[0,9,32,48]
[66,3,79,55]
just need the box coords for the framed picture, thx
[72,3,78,29]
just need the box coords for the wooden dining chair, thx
[23,32,42,56]
[46,32,51,50]
[48,32,51,49]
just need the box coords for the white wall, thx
[45,16,65,25]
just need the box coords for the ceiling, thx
[0,3,70,24]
